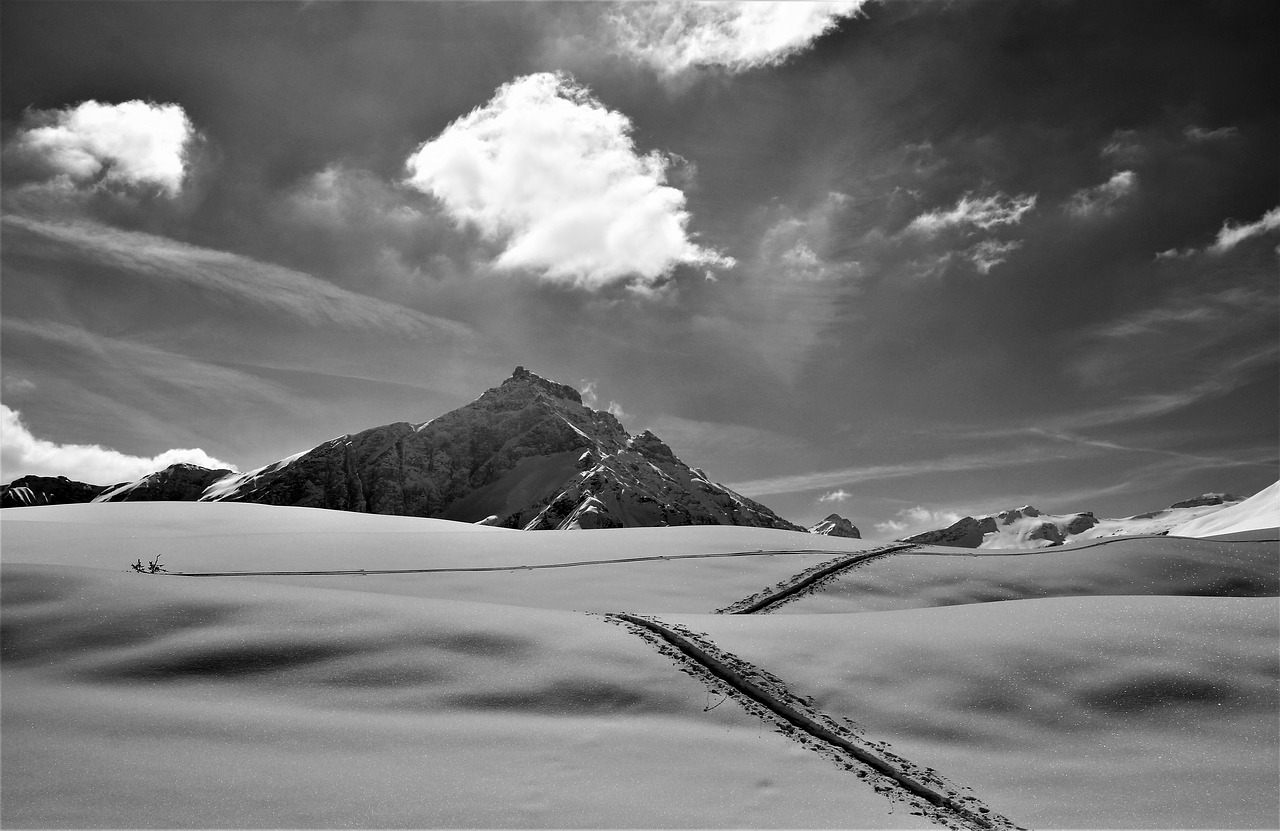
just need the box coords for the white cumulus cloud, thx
[1,404,237,485]
[404,72,732,292]
[9,100,196,195]
[906,192,1037,236]
[607,1,868,76]
[818,488,850,502]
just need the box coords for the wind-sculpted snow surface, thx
[2,501,1276,827]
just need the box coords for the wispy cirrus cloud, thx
[727,445,1076,498]
[404,72,732,293]
[606,1,868,77]
[1,403,236,485]
[1208,205,1280,254]
[905,191,1037,236]
[1157,206,1280,260]
[5,100,197,196]
[1,214,472,339]
[1183,124,1239,143]
[1064,170,1137,218]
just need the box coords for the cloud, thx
[1064,170,1137,218]
[818,488,850,502]
[728,446,1075,498]
[758,192,861,282]
[1208,206,1280,254]
[905,191,1037,236]
[404,72,732,292]
[964,239,1022,274]
[874,505,963,535]
[7,100,196,195]
[1184,125,1239,143]
[1,404,236,485]
[1099,130,1146,165]
[606,1,868,76]
[579,380,631,423]
[1,214,472,339]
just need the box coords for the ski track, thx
[604,612,1024,831]
[160,548,831,577]
[715,543,917,614]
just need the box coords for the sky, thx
[1,0,1276,538]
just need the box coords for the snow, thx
[1169,480,1280,538]
[197,447,312,501]
[2,501,1275,827]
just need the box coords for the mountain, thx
[195,367,804,531]
[807,513,861,538]
[904,494,1255,549]
[95,463,234,503]
[0,475,113,508]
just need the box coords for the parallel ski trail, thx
[716,543,916,614]
[607,612,1022,831]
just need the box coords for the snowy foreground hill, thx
[2,502,1276,828]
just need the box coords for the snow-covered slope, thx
[1169,480,1280,537]
[3,502,1274,827]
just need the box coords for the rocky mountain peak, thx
[808,513,861,538]
[159,368,804,533]
[496,366,584,405]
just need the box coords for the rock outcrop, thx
[905,515,997,548]
[807,513,861,538]
[0,475,112,508]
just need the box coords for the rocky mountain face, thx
[807,513,861,538]
[195,367,804,531]
[95,463,234,503]
[0,475,113,508]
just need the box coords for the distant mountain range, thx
[903,493,1260,549]
[1,367,810,533]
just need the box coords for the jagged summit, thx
[496,366,584,405]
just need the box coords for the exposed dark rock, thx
[905,515,997,548]
[1027,520,1065,545]
[0,475,112,508]
[1169,493,1241,510]
[1065,512,1099,535]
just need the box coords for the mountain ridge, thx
[1,367,803,532]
